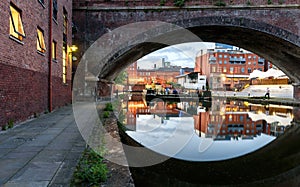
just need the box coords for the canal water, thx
[120,95,294,162]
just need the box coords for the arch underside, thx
[87,17,300,84]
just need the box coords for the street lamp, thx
[70,45,78,52]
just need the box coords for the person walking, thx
[265,87,270,99]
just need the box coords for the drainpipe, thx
[48,0,53,112]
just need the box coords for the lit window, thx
[52,41,57,61]
[53,0,58,20]
[9,4,26,41]
[62,8,68,84]
[37,28,46,53]
[62,45,67,83]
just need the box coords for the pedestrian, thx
[265,87,270,99]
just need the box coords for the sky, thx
[137,42,215,69]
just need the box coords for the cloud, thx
[137,42,215,68]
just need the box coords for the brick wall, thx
[73,0,300,8]
[0,0,72,127]
[0,63,48,125]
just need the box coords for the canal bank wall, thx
[225,96,300,107]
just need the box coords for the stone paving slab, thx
[0,105,86,186]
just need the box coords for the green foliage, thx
[117,111,126,125]
[160,0,166,6]
[114,70,128,85]
[2,124,8,131]
[7,119,14,129]
[188,73,198,81]
[267,0,272,4]
[279,0,285,4]
[214,0,226,6]
[246,0,251,5]
[104,103,113,111]
[103,111,110,118]
[117,121,126,132]
[174,0,185,7]
[72,149,108,186]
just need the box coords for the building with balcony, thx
[195,47,272,90]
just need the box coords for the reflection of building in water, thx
[125,99,179,130]
[124,96,293,138]
[194,100,294,140]
[246,103,293,137]
[194,100,271,140]
[194,111,268,140]
[126,101,147,131]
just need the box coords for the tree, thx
[114,71,128,85]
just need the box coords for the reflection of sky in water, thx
[128,115,195,157]
[126,115,276,161]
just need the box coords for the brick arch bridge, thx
[72,2,300,98]
[72,3,300,184]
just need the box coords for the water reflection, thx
[121,95,294,161]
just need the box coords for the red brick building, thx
[0,0,73,127]
[195,48,272,90]
[127,61,181,86]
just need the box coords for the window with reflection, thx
[9,4,26,41]
[52,41,57,61]
[37,28,46,53]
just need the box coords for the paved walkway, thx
[213,84,294,98]
[0,105,86,187]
